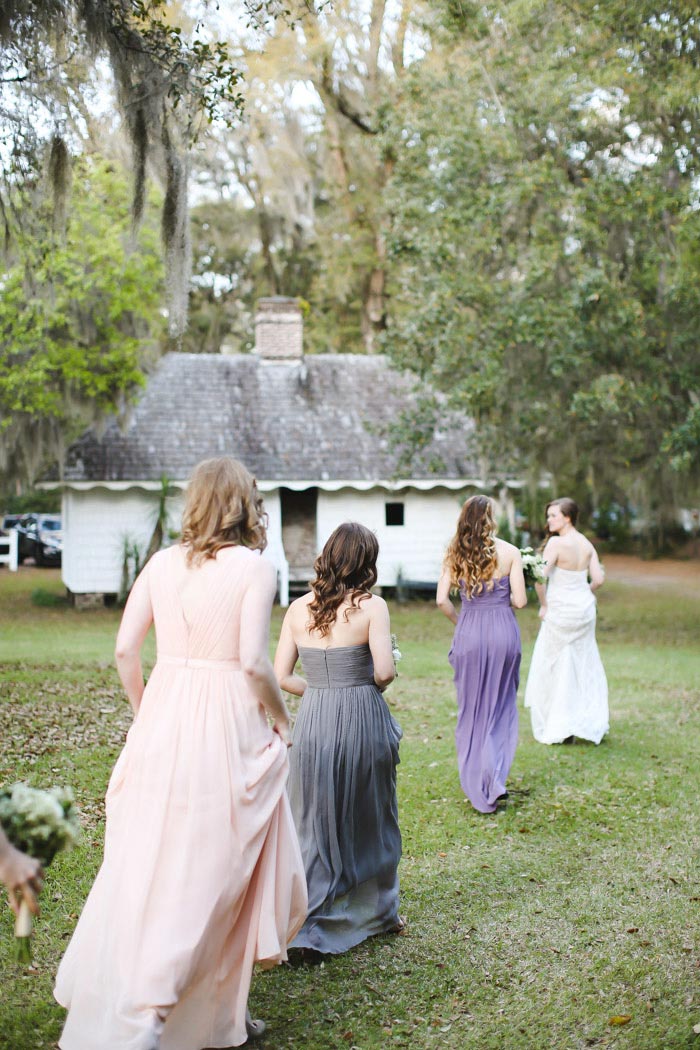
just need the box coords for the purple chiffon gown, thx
[448,576,521,813]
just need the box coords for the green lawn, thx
[0,566,698,1049]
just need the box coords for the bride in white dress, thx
[524,498,608,745]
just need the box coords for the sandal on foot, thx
[245,1016,266,1041]
[390,915,408,934]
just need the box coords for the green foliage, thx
[381,1,700,523]
[0,158,164,484]
[30,588,70,608]
[3,489,60,514]
[184,197,320,354]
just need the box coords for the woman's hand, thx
[0,837,43,917]
[538,605,547,621]
[273,718,293,748]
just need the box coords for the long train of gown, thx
[54,545,307,1050]
[449,576,521,813]
[288,643,402,954]
[524,566,609,744]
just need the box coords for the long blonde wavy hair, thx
[181,457,267,565]
[443,494,498,597]
[307,522,378,637]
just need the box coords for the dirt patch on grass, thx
[603,553,700,593]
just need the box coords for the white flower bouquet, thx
[520,547,547,588]
[390,633,403,675]
[0,783,80,962]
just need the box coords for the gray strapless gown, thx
[288,643,403,954]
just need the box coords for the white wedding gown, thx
[524,567,608,744]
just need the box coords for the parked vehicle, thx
[14,514,63,566]
[1,514,21,533]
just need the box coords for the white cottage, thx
[49,299,518,605]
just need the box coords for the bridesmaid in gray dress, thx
[437,495,527,813]
[274,522,403,956]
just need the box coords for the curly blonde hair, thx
[181,457,267,566]
[444,494,498,597]
[307,522,378,637]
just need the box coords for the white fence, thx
[0,530,18,571]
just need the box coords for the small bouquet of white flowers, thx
[0,783,80,962]
[520,547,547,588]
[390,633,403,675]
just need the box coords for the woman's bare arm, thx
[508,548,527,609]
[114,565,154,716]
[273,609,307,697]
[240,560,292,745]
[436,567,458,624]
[368,597,396,690]
[588,545,605,591]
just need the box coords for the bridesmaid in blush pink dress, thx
[54,457,307,1050]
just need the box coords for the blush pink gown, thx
[54,544,307,1050]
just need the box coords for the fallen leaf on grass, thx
[626,927,639,933]
[692,1022,700,1035]
[608,1015,632,1026]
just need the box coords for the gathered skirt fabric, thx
[449,577,521,813]
[288,644,402,955]
[524,567,609,744]
[54,545,307,1050]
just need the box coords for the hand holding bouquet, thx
[0,784,80,962]
[520,547,547,588]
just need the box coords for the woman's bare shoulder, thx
[289,592,313,611]
[146,544,180,576]
[363,593,390,623]
[282,592,311,624]
[495,538,520,556]
[581,534,598,556]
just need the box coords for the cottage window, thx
[385,502,405,527]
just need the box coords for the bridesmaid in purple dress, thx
[437,495,527,813]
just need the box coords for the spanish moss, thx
[47,134,71,235]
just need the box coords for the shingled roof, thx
[60,352,480,485]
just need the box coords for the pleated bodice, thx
[459,574,511,609]
[298,643,374,688]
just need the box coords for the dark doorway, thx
[280,487,318,583]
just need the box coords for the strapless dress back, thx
[298,643,374,688]
[288,641,403,955]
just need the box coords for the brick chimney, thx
[254,297,303,360]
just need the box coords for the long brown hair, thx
[181,457,267,565]
[307,522,378,637]
[443,494,498,597]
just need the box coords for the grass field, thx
[0,565,699,1049]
